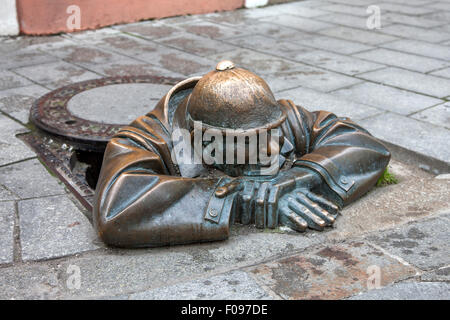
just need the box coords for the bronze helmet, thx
[186,61,286,132]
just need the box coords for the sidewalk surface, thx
[0,0,449,299]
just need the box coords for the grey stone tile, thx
[13,61,100,90]
[411,102,450,129]
[349,282,450,300]
[0,85,49,124]
[432,24,450,35]
[0,201,15,264]
[379,2,436,15]
[276,86,382,120]
[333,82,442,115]
[354,48,449,73]
[52,229,319,298]
[366,213,450,270]
[421,266,450,282]
[0,264,60,299]
[359,67,450,98]
[261,14,333,32]
[421,10,450,22]
[318,26,398,45]
[316,13,390,29]
[176,20,250,40]
[268,67,362,93]
[321,0,374,5]
[430,67,450,79]
[426,1,450,11]
[279,4,329,18]
[360,112,450,163]
[84,59,183,78]
[382,12,447,28]
[380,24,450,44]
[0,159,66,199]
[115,21,182,40]
[225,35,316,60]
[18,194,99,262]
[0,185,18,201]
[248,241,416,300]
[294,35,374,55]
[202,11,261,27]
[0,48,58,70]
[0,70,32,91]
[128,271,272,300]
[381,39,450,61]
[320,4,374,16]
[0,35,69,54]
[293,50,384,75]
[0,116,34,166]
[157,33,238,57]
[236,22,302,40]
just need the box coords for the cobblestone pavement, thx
[0,0,449,299]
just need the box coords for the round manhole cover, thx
[31,76,183,151]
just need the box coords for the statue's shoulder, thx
[148,77,201,130]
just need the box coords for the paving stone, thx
[176,20,250,40]
[380,24,450,44]
[202,11,262,27]
[348,282,450,300]
[420,266,450,282]
[421,10,450,22]
[0,35,69,54]
[0,185,17,201]
[67,83,172,125]
[381,39,450,61]
[13,61,100,90]
[411,102,450,129]
[0,158,66,199]
[354,48,449,73]
[292,50,384,75]
[379,2,436,15]
[0,263,60,299]
[0,201,15,264]
[18,194,99,262]
[0,115,34,166]
[293,35,374,55]
[157,33,238,57]
[382,12,446,28]
[325,160,450,241]
[360,112,450,164]
[82,59,183,78]
[248,241,417,300]
[235,22,303,40]
[0,70,32,91]
[316,13,391,30]
[128,271,272,300]
[0,85,49,123]
[42,230,319,298]
[265,67,362,93]
[272,2,330,18]
[0,48,58,70]
[426,1,450,11]
[116,21,182,40]
[358,67,450,98]
[225,35,316,60]
[318,26,398,45]
[366,213,450,270]
[333,82,442,115]
[276,86,382,120]
[320,4,370,17]
[261,14,333,32]
[430,67,450,79]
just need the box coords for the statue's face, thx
[192,128,283,177]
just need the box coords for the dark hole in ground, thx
[70,149,104,190]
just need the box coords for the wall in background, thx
[0,0,19,36]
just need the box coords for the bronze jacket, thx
[93,77,390,247]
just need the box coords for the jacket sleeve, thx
[93,115,235,248]
[279,99,391,205]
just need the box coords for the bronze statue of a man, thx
[93,61,390,248]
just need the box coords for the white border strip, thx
[245,0,269,9]
[0,0,19,36]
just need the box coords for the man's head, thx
[185,61,286,176]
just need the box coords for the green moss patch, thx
[376,168,398,187]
